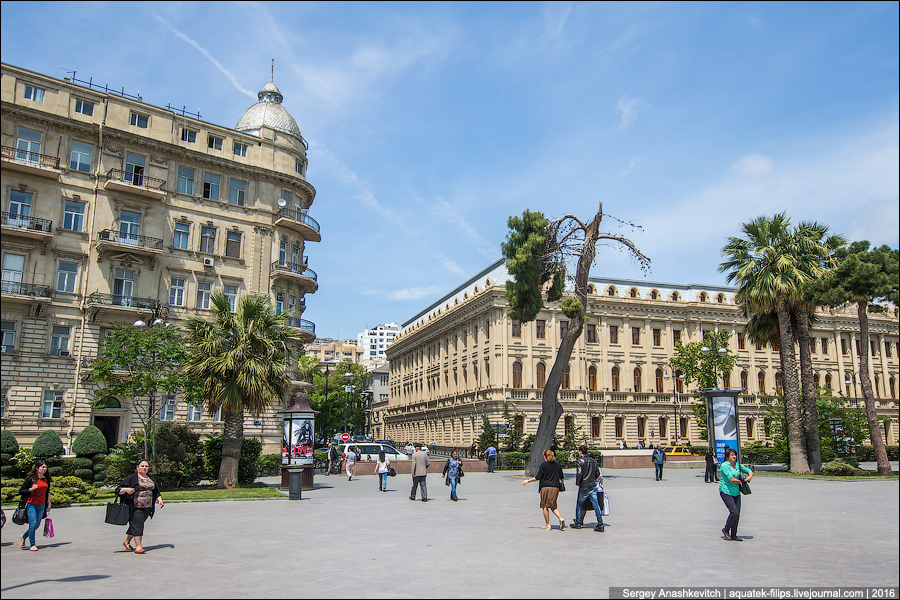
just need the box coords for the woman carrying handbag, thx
[719,447,753,541]
[18,460,52,551]
[116,459,164,554]
[442,449,464,501]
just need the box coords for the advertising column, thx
[706,391,742,464]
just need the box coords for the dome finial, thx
[271,58,274,82]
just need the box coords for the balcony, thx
[286,317,316,342]
[270,261,318,293]
[86,293,160,320]
[274,208,321,242]
[1,145,61,179]
[1,280,52,299]
[1,211,53,245]
[96,229,164,269]
[103,169,167,200]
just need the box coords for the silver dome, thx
[235,80,302,139]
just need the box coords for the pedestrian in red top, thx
[18,460,52,551]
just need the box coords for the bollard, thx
[288,469,302,501]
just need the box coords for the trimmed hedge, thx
[821,459,870,476]
[73,457,94,469]
[1,429,19,455]
[855,446,899,462]
[32,430,64,459]
[258,453,281,476]
[71,426,108,456]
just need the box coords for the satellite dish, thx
[277,198,287,208]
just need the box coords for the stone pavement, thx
[1,466,897,598]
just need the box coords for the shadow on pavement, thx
[141,543,176,551]
[2,574,109,593]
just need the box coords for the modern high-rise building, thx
[357,322,400,362]
[384,260,899,449]
[1,62,320,453]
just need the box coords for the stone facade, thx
[384,260,900,449]
[1,63,320,453]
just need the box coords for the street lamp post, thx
[344,369,354,437]
[664,369,686,446]
[133,301,169,461]
[701,334,729,389]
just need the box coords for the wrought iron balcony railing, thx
[87,292,159,310]
[1,145,60,169]
[1,280,52,297]
[98,229,164,250]
[106,168,167,192]
[1,211,53,233]
[271,261,317,281]
[275,208,320,233]
[286,317,315,335]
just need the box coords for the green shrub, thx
[93,472,106,483]
[854,445,900,462]
[73,457,94,469]
[4,478,24,487]
[313,449,327,469]
[258,453,282,476]
[71,425,108,456]
[54,457,75,477]
[13,447,34,478]
[741,446,782,465]
[92,453,108,463]
[32,430,64,459]
[1,464,17,478]
[820,459,869,476]
[49,475,99,504]
[499,451,526,468]
[102,424,204,490]
[2,485,21,503]
[74,468,94,480]
[203,434,261,485]
[1,429,19,455]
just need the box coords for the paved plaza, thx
[1,466,898,598]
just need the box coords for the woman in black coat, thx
[116,459,164,554]
[18,460,52,551]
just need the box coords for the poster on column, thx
[712,395,740,465]
[285,418,314,465]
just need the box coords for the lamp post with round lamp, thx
[133,302,169,460]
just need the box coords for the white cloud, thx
[390,285,447,301]
[623,154,648,175]
[541,2,572,42]
[616,95,643,131]
[153,14,256,100]
[428,198,500,260]
[730,153,774,176]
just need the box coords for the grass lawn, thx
[1,483,285,508]
[754,470,898,481]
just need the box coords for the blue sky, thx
[2,2,898,339]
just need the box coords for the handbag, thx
[387,467,396,477]
[12,498,28,526]
[558,467,566,493]
[105,494,130,526]
[737,463,751,495]
[43,517,54,538]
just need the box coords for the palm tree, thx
[182,291,301,488]
[720,213,811,473]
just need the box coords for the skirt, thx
[539,487,560,510]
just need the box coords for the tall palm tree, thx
[720,213,811,473]
[182,291,301,488]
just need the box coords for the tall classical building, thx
[1,63,320,453]
[384,260,900,448]
[357,322,400,362]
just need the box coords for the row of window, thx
[598,285,728,303]
[1,322,75,356]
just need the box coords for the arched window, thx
[650,290,659,300]
[611,367,620,392]
[717,293,726,304]
[775,372,783,395]
[699,292,708,302]
[607,286,616,296]
[512,362,522,388]
[563,365,571,389]
[740,371,749,391]
[629,288,638,298]
[722,371,731,388]
[825,373,832,391]
[633,368,642,393]
[814,373,820,388]
[671,291,680,301]
[655,368,664,393]
[758,371,766,394]
[536,363,546,389]
[588,366,597,391]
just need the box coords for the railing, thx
[271,261,317,281]
[286,317,315,335]
[98,229,164,250]
[608,393,628,402]
[87,292,159,310]
[276,208,320,233]
[106,169,167,192]
[1,145,60,169]
[1,211,53,232]
[0,280,51,297]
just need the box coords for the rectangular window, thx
[130,111,149,128]
[56,261,79,293]
[24,85,45,102]
[203,173,220,200]
[50,326,71,356]
[224,285,238,312]
[560,321,569,339]
[8,189,33,228]
[225,231,242,258]
[756,341,764,351]
[233,142,247,157]
[188,404,203,421]
[0,392,6,418]
[181,129,197,143]
[124,152,146,186]
[659,418,667,439]
[42,391,63,418]
[535,320,546,339]
[591,417,600,438]
[16,127,42,164]
[200,227,216,254]
[63,201,85,231]
[228,178,246,206]
[632,327,641,345]
[173,222,190,250]
[296,161,303,175]
[177,166,195,195]
[160,397,175,422]
[1,321,16,353]
[653,328,661,347]
[197,282,212,309]
[841,338,848,355]
[214,407,222,422]
[738,332,746,350]
[673,329,681,343]
[610,325,619,344]
[69,141,93,172]
[207,135,223,150]
[586,324,597,343]
[615,417,624,438]
[511,320,521,338]
[886,342,892,359]
[74,99,94,116]
[169,278,185,306]
[821,338,829,354]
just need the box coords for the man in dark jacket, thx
[571,445,605,532]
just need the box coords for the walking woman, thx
[719,447,752,541]
[116,459,164,554]
[442,449,464,501]
[345,446,357,481]
[521,449,566,530]
[374,450,391,492]
[18,460,51,551]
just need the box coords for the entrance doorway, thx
[93,416,120,449]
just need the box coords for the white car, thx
[404,443,429,455]
[338,443,409,462]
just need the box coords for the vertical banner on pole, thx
[705,391,742,465]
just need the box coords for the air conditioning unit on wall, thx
[203,257,215,267]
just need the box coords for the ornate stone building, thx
[1,63,320,453]
[384,260,899,449]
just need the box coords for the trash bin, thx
[289,469,302,501]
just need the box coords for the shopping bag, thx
[43,517,54,538]
[105,495,129,526]
[601,492,610,516]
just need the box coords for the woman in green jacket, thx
[719,447,752,541]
